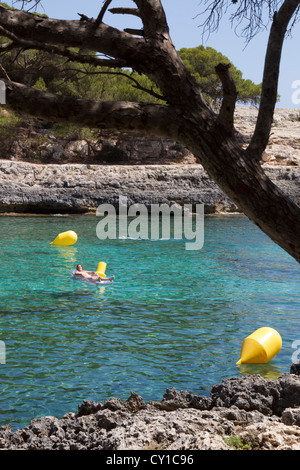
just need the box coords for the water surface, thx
[0,215,299,429]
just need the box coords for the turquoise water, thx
[0,214,299,430]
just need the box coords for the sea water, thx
[0,214,299,430]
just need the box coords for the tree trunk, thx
[183,126,300,262]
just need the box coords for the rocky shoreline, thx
[2,365,300,450]
[1,161,300,215]
[1,106,300,214]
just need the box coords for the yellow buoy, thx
[236,327,282,365]
[50,230,78,246]
[96,261,107,278]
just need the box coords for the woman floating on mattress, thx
[75,264,115,282]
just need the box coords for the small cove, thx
[0,214,299,430]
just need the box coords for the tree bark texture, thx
[1,0,300,263]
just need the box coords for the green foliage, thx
[44,63,164,104]
[0,110,21,139]
[0,2,16,10]
[0,2,48,16]
[224,435,252,450]
[0,36,261,110]
[178,45,262,105]
[33,77,47,91]
[50,123,96,140]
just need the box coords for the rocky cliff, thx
[0,161,300,214]
[1,106,300,214]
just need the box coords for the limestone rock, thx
[1,161,300,214]
[234,106,300,166]
[2,373,300,450]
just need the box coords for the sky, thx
[14,0,300,108]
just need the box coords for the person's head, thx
[76,264,83,271]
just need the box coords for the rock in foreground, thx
[2,372,300,450]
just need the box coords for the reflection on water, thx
[50,245,78,267]
[237,363,283,381]
[0,215,299,429]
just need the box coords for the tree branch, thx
[0,3,208,109]
[196,0,279,42]
[109,7,141,18]
[0,5,146,68]
[63,68,166,101]
[246,0,300,160]
[0,41,15,53]
[95,0,113,26]
[214,62,237,135]
[4,80,179,138]
[133,0,170,37]
[124,28,144,36]
[0,24,126,68]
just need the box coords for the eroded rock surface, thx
[0,161,300,214]
[2,370,300,450]
[1,106,300,214]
